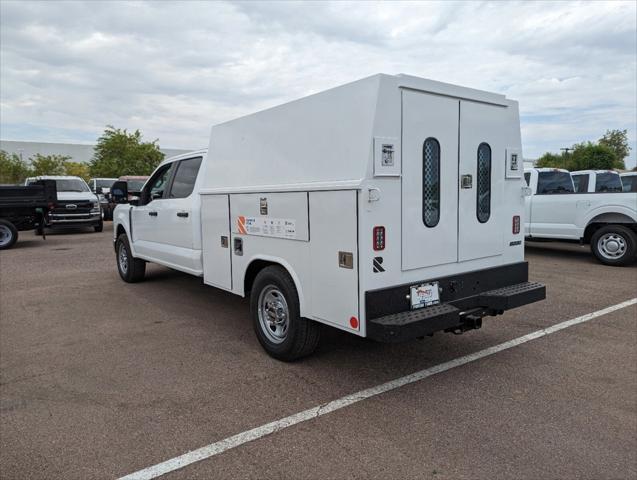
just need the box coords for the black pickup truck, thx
[0,180,57,250]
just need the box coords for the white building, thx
[0,140,190,163]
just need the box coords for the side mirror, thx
[110,181,129,204]
[96,186,103,194]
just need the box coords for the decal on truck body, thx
[236,216,297,239]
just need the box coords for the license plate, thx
[410,282,440,309]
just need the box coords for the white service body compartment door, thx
[202,195,232,290]
[401,90,459,270]
[458,101,506,261]
[309,191,359,330]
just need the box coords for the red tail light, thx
[373,226,385,251]
[512,216,520,234]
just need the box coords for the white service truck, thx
[112,74,545,360]
[524,168,637,266]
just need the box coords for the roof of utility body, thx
[197,73,517,194]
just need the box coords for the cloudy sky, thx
[1,0,636,166]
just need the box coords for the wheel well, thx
[584,221,637,244]
[116,224,126,238]
[244,260,280,295]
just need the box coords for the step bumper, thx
[367,281,545,343]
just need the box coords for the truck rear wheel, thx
[0,220,18,250]
[591,225,636,266]
[250,266,320,361]
[116,233,146,282]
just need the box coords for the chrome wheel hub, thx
[598,233,626,260]
[0,225,11,247]
[258,285,289,344]
[118,243,129,274]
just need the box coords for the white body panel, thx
[201,195,232,290]
[114,74,531,337]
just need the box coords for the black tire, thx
[115,233,146,282]
[94,220,104,232]
[0,219,18,250]
[590,225,637,266]
[250,265,320,361]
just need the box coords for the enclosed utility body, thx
[113,74,545,359]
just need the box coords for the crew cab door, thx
[528,170,578,238]
[131,162,174,258]
[132,157,203,272]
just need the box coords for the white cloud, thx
[0,0,635,166]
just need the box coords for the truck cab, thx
[25,176,103,232]
[571,170,623,193]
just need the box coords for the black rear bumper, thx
[365,262,545,343]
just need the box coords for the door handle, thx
[176,211,189,218]
[148,211,158,217]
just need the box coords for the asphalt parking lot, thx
[1,225,636,480]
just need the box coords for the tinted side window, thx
[422,138,440,228]
[145,165,173,202]
[595,172,622,193]
[169,157,202,198]
[622,176,637,192]
[476,143,491,223]
[537,172,574,194]
[572,174,589,193]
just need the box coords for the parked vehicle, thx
[571,170,623,193]
[25,176,103,232]
[89,178,117,220]
[0,180,57,249]
[112,74,545,360]
[524,168,637,266]
[621,172,637,193]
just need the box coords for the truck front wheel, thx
[250,266,320,361]
[591,225,636,266]
[0,219,18,250]
[116,233,146,282]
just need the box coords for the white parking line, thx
[119,297,637,480]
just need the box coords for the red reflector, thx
[350,316,359,329]
[373,226,385,251]
[512,215,520,234]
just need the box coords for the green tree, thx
[30,153,69,176]
[89,126,164,177]
[569,142,617,171]
[64,161,90,181]
[536,152,567,169]
[599,129,630,170]
[0,150,32,184]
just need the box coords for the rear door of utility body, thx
[401,90,507,270]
